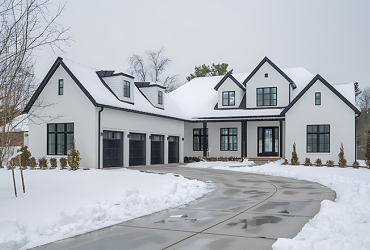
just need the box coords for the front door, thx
[258,127,279,156]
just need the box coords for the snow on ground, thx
[0,168,213,250]
[186,160,370,250]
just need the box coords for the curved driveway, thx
[37,165,335,250]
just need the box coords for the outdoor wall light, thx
[182,138,184,141]
[167,136,170,140]
[127,134,131,139]
[100,132,103,136]
[149,135,153,140]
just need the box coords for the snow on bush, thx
[185,160,370,250]
[0,168,213,250]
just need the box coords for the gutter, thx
[98,106,104,169]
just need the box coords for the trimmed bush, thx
[38,157,48,170]
[304,157,312,166]
[291,142,299,165]
[29,157,37,170]
[326,160,334,167]
[59,158,67,170]
[18,146,31,169]
[67,140,81,171]
[315,158,322,167]
[352,161,360,169]
[338,142,347,168]
[49,157,57,169]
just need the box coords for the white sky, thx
[35,0,370,90]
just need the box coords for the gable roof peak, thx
[214,72,245,91]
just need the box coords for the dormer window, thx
[257,87,277,106]
[158,90,163,105]
[58,79,63,95]
[315,92,321,105]
[222,91,235,106]
[123,81,130,98]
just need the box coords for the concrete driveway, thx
[35,165,335,250]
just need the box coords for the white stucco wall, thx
[184,122,242,157]
[139,86,165,109]
[100,108,184,167]
[285,79,356,165]
[217,78,245,109]
[28,65,97,168]
[246,62,290,108]
[102,75,134,103]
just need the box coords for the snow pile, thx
[185,160,370,250]
[0,168,212,250]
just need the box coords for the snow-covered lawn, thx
[186,160,370,250]
[0,168,212,250]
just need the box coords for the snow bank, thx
[184,160,370,250]
[0,168,213,250]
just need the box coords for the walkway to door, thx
[36,165,335,250]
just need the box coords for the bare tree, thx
[0,0,70,165]
[359,87,370,111]
[127,48,179,92]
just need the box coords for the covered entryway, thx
[103,131,123,168]
[151,135,164,164]
[168,136,179,163]
[258,127,279,156]
[129,133,146,166]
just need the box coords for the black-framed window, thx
[315,92,321,105]
[307,125,330,153]
[123,81,130,98]
[47,123,74,155]
[222,91,235,106]
[265,73,268,78]
[220,128,237,151]
[58,79,63,95]
[193,128,208,151]
[257,87,277,106]
[158,91,163,104]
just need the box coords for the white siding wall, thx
[28,65,97,168]
[102,75,134,103]
[217,78,245,109]
[100,108,183,167]
[246,62,290,108]
[246,121,281,157]
[184,122,242,157]
[285,79,356,164]
[139,87,165,109]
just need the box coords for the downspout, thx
[98,106,104,169]
[355,116,357,160]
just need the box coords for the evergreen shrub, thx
[352,161,360,169]
[304,157,312,166]
[59,158,67,170]
[338,142,347,168]
[18,146,31,169]
[49,157,57,169]
[38,157,48,170]
[326,160,334,167]
[291,142,299,165]
[315,158,322,167]
[67,140,81,171]
[29,157,37,169]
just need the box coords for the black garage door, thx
[129,133,146,166]
[168,136,179,163]
[103,131,123,168]
[151,135,164,164]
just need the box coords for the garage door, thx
[168,136,179,163]
[151,135,164,165]
[103,131,123,168]
[129,133,146,166]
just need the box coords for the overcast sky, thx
[35,0,370,90]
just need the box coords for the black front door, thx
[103,131,123,168]
[258,127,279,156]
[168,136,179,163]
[129,133,146,166]
[151,135,164,165]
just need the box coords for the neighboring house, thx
[23,57,360,168]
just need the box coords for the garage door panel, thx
[129,133,146,166]
[103,131,123,168]
[168,136,179,163]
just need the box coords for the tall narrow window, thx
[193,128,208,151]
[257,87,277,106]
[315,92,321,105]
[220,128,237,151]
[222,91,235,106]
[47,123,74,155]
[307,125,330,153]
[123,81,130,98]
[58,79,63,95]
[158,91,163,104]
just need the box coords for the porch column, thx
[203,121,207,157]
[279,120,283,157]
[241,121,247,157]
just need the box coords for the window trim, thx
[158,90,163,105]
[222,91,235,106]
[315,92,321,105]
[193,128,208,151]
[58,79,63,95]
[123,81,130,98]
[47,123,74,155]
[220,128,238,151]
[256,87,277,106]
[306,125,330,153]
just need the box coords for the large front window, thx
[47,123,74,155]
[222,91,235,106]
[307,125,330,153]
[193,128,208,151]
[257,87,277,106]
[220,128,237,151]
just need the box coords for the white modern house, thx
[24,57,360,168]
